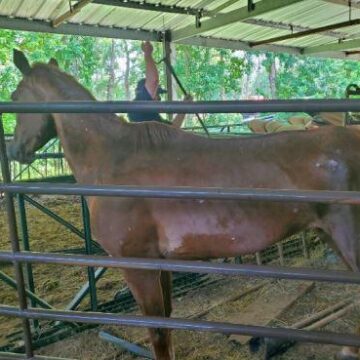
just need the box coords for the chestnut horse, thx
[7,50,360,360]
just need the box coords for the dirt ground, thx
[0,196,359,360]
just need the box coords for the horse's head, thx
[7,50,58,164]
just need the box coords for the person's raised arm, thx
[172,94,193,128]
[142,41,159,99]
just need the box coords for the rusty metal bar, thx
[3,99,360,113]
[2,183,360,205]
[0,115,34,358]
[250,19,360,47]
[0,251,359,284]
[1,306,360,348]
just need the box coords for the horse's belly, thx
[153,200,312,259]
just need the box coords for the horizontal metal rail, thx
[0,353,73,360]
[0,251,359,284]
[2,183,360,204]
[2,100,360,357]
[1,306,360,348]
[34,153,64,160]
[2,99,360,113]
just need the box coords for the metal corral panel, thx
[1,0,360,59]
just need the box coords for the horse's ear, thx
[48,58,59,67]
[13,49,31,76]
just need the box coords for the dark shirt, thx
[128,85,171,124]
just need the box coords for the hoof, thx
[335,351,359,360]
[249,337,263,353]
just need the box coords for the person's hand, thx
[184,94,193,102]
[141,41,153,56]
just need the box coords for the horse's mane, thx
[31,63,96,101]
[123,120,189,152]
[30,63,188,150]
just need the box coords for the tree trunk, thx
[268,59,277,99]
[124,40,131,100]
[106,39,116,101]
[241,55,260,99]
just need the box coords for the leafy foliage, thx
[2,28,360,133]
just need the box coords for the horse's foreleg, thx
[123,269,174,360]
[336,347,360,360]
[161,271,173,317]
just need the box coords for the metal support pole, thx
[255,252,262,265]
[81,196,98,311]
[18,193,39,331]
[277,243,284,266]
[0,114,34,358]
[159,57,210,136]
[23,194,85,240]
[302,232,309,259]
[0,270,52,309]
[162,32,173,122]
[99,331,154,359]
[65,267,106,311]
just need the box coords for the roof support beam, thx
[245,18,348,39]
[52,0,94,28]
[250,19,360,47]
[171,0,307,42]
[303,38,360,54]
[92,0,208,16]
[178,36,301,55]
[208,0,239,16]
[0,16,161,41]
[322,0,360,10]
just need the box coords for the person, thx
[127,41,192,128]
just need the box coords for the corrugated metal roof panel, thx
[1,0,360,59]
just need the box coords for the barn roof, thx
[1,0,360,59]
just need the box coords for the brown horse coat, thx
[8,51,360,359]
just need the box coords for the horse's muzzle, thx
[6,142,34,164]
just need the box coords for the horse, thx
[7,49,360,360]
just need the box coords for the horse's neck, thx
[55,113,124,183]
[41,72,126,184]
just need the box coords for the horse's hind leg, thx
[337,341,360,360]
[320,205,360,359]
[123,269,174,360]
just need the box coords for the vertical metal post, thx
[18,193,39,331]
[277,243,284,266]
[234,256,243,264]
[255,252,262,265]
[0,114,34,358]
[81,196,98,310]
[302,232,309,259]
[162,31,173,122]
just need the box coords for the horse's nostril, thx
[6,143,23,162]
[6,143,13,160]
[6,143,15,160]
